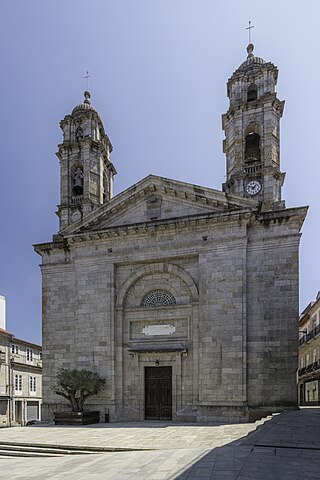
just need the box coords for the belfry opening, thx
[245,132,261,163]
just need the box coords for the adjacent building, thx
[298,292,320,406]
[0,296,42,427]
[35,44,307,423]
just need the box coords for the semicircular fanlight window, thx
[141,290,176,307]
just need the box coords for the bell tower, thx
[222,44,285,210]
[56,91,116,230]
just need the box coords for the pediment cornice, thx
[60,175,258,236]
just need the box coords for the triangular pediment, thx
[61,175,258,235]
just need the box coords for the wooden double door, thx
[145,367,172,420]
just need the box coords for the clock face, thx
[246,180,261,196]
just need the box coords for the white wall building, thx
[0,297,42,427]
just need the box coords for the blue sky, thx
[1,0,319,343]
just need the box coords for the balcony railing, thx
[11,356,42,367]
[71,196,83,205]
[298,360,320,377]
[244,164,261,175]
[299,324,320,346]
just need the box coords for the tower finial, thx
[84,90,91,104]
[245,20,254,45]
[84,70,91,90]
[247,43,254,58]
[83,71,91,103]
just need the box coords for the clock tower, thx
[222,44,285,210]
[56,91,116,230]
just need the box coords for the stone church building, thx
[35,44,307,423]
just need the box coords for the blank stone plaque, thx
[142,325,175,336]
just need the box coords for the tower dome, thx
[236,44,266,73]
[71,91,104,125]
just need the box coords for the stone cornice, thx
[34,209,254,254]
[34,207,308,255]
[257,206,308,231]
[34,204,308,256]
[223,94,284,121]
[68,209,254,241]
[11,360,42,372]
[57,137,106,154]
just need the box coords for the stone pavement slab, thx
[0,409,320,479]
[0,420,265,451]
[0,448,209,479]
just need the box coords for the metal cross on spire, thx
[246,21,254,44]
[84,70,91,91]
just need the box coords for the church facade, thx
[35,45,307,423]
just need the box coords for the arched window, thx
[141,290,176,307]
[72,166,84,195]
[247,83,258,102]
[75,128,83,142]
[245,132,261,162]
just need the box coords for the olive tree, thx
[55,368,105,412]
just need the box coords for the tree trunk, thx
[55,390,79,412]
[78,392,94,412]
[69,393,79,412]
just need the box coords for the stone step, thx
[0,441,148,458]
[0,449,65,457]
[0,443,106,457]
[0,440,146,452]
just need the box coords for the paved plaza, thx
[1,409,320,479]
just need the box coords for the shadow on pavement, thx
[173,409,320,480]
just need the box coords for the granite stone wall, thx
[38,203,306,423]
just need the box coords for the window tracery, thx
[141,290,176,307]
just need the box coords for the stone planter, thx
[54,411,100,425]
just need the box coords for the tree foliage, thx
[55,368,105,412]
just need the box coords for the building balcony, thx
[298,360,320,377]
[244,163,261,175]
[299,324,320,346]
[11,356,42,368]
[71,196,83,205]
